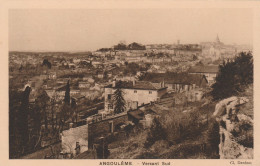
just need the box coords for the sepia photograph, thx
[7,5,255,162]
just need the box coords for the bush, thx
[160,109,201,144]
[207,120,220,157]
[211,52,253,100]
[220,120,226,129]
[144,117,166,148]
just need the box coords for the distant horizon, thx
[9,9,253,52]
[9,40,253,53]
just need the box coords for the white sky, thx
[9,8,253,51]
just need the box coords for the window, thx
[149,91,152,94]
[134,90,137,93]
[108,104,113,109]
[107,94,112,100]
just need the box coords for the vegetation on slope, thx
[108,100,220,159]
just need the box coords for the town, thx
[9,36,253,159]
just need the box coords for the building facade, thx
[104,81,167,112]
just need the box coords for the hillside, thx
[107,99,219,159]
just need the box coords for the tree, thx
[64,80,70,105]
[31,103,43,149]
[58,103,71,132]
[96,140,110,159]
[9,89,23,158]
[113,81,126,114]
[71,98,78,123]
[207,120,220,158]
[211,52,253,100]
[103,71,108,79]
[42,59,52,69]
[35,89,50,131]
[50,98,56,131]
[17,86,31,153]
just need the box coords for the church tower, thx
[215,34,221,44]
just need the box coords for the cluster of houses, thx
[58,63,219,157]
[10,36,253,158]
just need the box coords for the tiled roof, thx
[56,83,80,91]
[188,65,219,73]
[105,81,166,90]
[142,72,208,85]
[128,110,144,120]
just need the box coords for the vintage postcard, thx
[1,0,260,166]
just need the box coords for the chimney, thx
[160,80,165,88]
[133,79,136,86]
[162,80,165,88]
[112,80,116,87]
[193,84,196,89]
[69,122,73,129]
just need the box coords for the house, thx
[107,72,113,78]
[115,75,135,82]
[71,94,86,104]
[40,74,48,80]
[78,81,91,89]
[48,72,57,79]
[142,72,208,92]
[97,72,104,79]
[83,77,95,83]
[188,65,219,84]
[54,83,81,101]
[173,44,202,60]
[92,61,103,68]
[68,63,76,69]
[104,80,167,112]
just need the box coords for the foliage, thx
[58,103,71,131]
[113,81,126,114]
[144,117,167,148]
[123,62,150,75]
[206,120,220,157]
[114,42,145,50]
[35,89,50,131]
[17,86,31,153]
[96,141,110,159]
[158,108,201,144]
[211,52,253,100]
[64,80,70,105]
[9,89,23,158]
[42,59,52,69]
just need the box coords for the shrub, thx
[211,52,253,100]
[220,120,226,129]
[207,120,220,157]
[160,109,201,144]
[144,117,166,148]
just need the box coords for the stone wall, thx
[88,112,128,148]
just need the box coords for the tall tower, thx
[216,34,220,44]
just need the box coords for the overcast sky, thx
[9,8,253,52]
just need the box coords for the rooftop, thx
[188,65,219,73]
[142,72,208,85]
[105,81,167,91]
